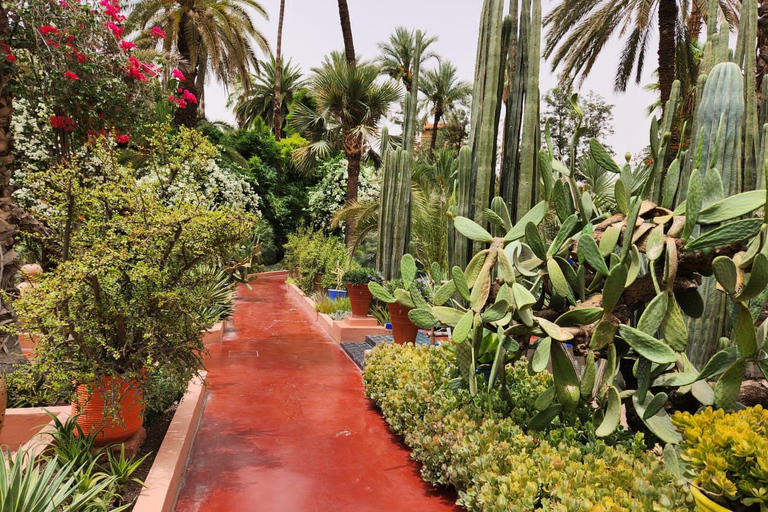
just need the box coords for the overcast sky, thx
[205,0,658,156]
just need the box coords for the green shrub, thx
[314,296,351,315]
[283,227,349,293]
[343,267,383,285]
[673,405,768,510]
[363,344,694,512]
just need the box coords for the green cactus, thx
[451,145,473,270]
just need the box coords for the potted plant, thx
[671,406,768,512]
[368,255,428,344]
[343,267,382,316]
[14,144,256,445]
[327,263,348,301]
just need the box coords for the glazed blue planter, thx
[328,289,348,301]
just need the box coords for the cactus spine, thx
[375,33,423,279]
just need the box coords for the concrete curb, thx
[132,371,207,512]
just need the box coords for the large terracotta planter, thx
[388,303,419,344]
[72,376,144,446]
[690,487,733,512]
[0,374,6,437]
[347,283,373,317]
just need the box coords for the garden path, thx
[174,271,461,512]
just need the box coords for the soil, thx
[121,403,178,511]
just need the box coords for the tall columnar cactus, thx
[450,146,473,270]
[467,0,506,234]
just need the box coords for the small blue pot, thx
[385,322,392,330]
[328,289,348,301]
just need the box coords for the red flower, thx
[182,90,197,104]
[39,25,58,36]
[119,40,136,52]
[116,134,130,144]
[76,52,87,63]
[49,116,76,131]
[171,69,185,81]
[64,71,79,80]
[150,26,166,39]
[104,22,123,39]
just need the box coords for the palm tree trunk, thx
[273,0,285,140]
[336,0,356,66]
[0,6,28,370]
[173,18,199,128]
[343,133,363,249]
[658,0,677,111]
[429,106,443,156]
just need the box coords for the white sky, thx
[205,0,658,156]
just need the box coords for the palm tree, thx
[273,0,286,140]
[377,27,439,92]
[543,0,739,109]
[289,52,400,248]
[127,0,269,127]
[420,61,471,156]
[229,56,304,133]
[336,0,356,65]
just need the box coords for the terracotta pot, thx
[72,376,144,446]
[347,283,373,317]
[690,487,733,512]
[0,374,6,437]
[388,303,419,344]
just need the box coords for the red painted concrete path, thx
[174,272,461,512]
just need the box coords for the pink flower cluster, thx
[39,25,59,36]
[0,43,14,63]
[104,21,123,39]
[50,115,77,131]
[171,69,185,81]
[150,26,166,39]
[119,40,136,52]
[99,0,125,23]
[168,89,197,109]
[126,56,157,82]
[64,71,79,80]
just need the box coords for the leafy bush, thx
[283,227,349,293]
[363,344,694,512]
[314,296,352,315]
[673,405,768,510]
[343,267,383,285]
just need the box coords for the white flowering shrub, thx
[306,155,379,230]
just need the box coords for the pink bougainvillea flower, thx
[119,40,136,52]
[39,25,58,36]
[150,26,166,39]
[49,116,76,131]
[104,22,123,39]
[171,69,185,81]
[116,134,130,144]
[64,71,79,80]
[182,90,197,104]
[76,52,87,63]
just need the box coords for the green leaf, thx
[590,138,621,173]
[595,386,621,437]
[663,444,683,479]
[393,288,415,308]
[534,386,556,411]
[464,250,488,289]
[614,179,629,215]
[698,346,741,381]
[512,282,536,309]
[531,337,552,373]
[537,317,574,341]
[712,256,738,295]
[526,222,548,260]
[434,280,456,306]
[553,181,575,222]
[675,288,704,318]
[431,306,465,326]
[580,350,596,398]
[578,234,609,275]
[645,225,665,262]
[683,169,702,240]
[714,358,747,409]
[735,252,768,302]
[505,201,548,241]
[734,304,758,359]
[551,341,580,412]
[401,254,417,287]
[661,298,688,352]
[547,258,573,300]
[633,393,682,444]
[636,357,652,403]
[617,325,677,364]
[637,292,668,335]
[698,190,766,224]
[685,218,764,252]
[548,214,579,257]
[482,300,509,323]
[408,308,437,329]
[651,372,698,387]
[410,283,429,310]
[368,282,395,303]
[453,216,493,243]
[527,404,562,430]
[496,248,516,284]
[602,264,629,314]
[452,311,474,343]
[452,266,470,301]
[470,265,492,310]
[556,307,603,327]
[599,225,621,257]
[590,319,617,350]
[642,392,668,420]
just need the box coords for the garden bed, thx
[286,281,390,342]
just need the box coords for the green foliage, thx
[342,267,383,285]
[673,405,768,510]
[282,227,349,293]
[314,296,352,315]
[363,344,693,512]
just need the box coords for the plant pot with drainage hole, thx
[344,267,383,317]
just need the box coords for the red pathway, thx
[174,272,461,512]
